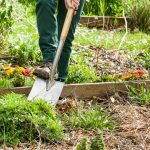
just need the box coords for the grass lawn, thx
[74,27,150,51]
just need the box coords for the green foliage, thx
[66,51,97,83]
[12,73,25,87]
[0,76,34,88]
[24,77,34,87]
[9,40,41,65]
[83,0,123,16]
[128,86,150,105]
[66,64,97,84]
[74,27,150,52]
[76,135,106,150]
[0,78,13,88]
[0,0,41,64]
[134,49,150,70]
[99,74,121,82]
[90,134,106,150]
[0,0,13,53]
[18,0,36,6]
[0,93,64,147]
[8,7,41,65]
[76,138,89,150]
[63,105,113,131]
[125,0,150,33]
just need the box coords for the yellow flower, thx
[5,68,15,76]
[15,66,25,73]
[120,73,132,80]
[2,64,11,70]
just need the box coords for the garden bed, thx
[79,16,131,29]
[1,80,150,98]
[1,91,150,150]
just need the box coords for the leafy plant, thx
[12,72,25,87]
[127,86,150,105]
[99,74,120,82]
[0,78,13,88]
[0,0,13,53]
[66,64,97,84]
[0,93,64,147]
[83,0,123,16]
[135,47,150,70]
[125,0,150,33]
[90,134,106,150]
[1,64,34,87]
[9,41,41,65]
[76,137,89,150]
[76,134,106,150]
[62,105,113,131]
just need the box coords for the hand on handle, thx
[64,0,80,15]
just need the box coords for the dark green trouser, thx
[36,0,84,81]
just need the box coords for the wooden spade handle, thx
[60,8,74,41]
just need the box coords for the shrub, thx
[0,93,64,147]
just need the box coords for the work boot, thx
[33,62,53,79]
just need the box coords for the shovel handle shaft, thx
[47,8,74,90]
[60,8,74,41]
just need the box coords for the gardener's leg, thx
[57,0,84,82]
[34,0,58,79]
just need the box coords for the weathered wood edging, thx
[0,80,150,99]
[79,16,131,29]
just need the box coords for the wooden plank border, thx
[79,16,131,29]
[0,80,150,99]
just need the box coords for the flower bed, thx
[0,64,34,88]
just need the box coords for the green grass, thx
[90,134,106,150]
[62,105,113,131]
[74,27,150,51]
[0,78,13,88]
[0,93,64,147]
[0,77,34,88]
[76,134,106,150]
[76,137,89,150]
[66,64,98,84]
[128,86,150,105]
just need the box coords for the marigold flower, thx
[5,68,15,76]
[15,66,25,73]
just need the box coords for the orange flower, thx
[132,68,148,78]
